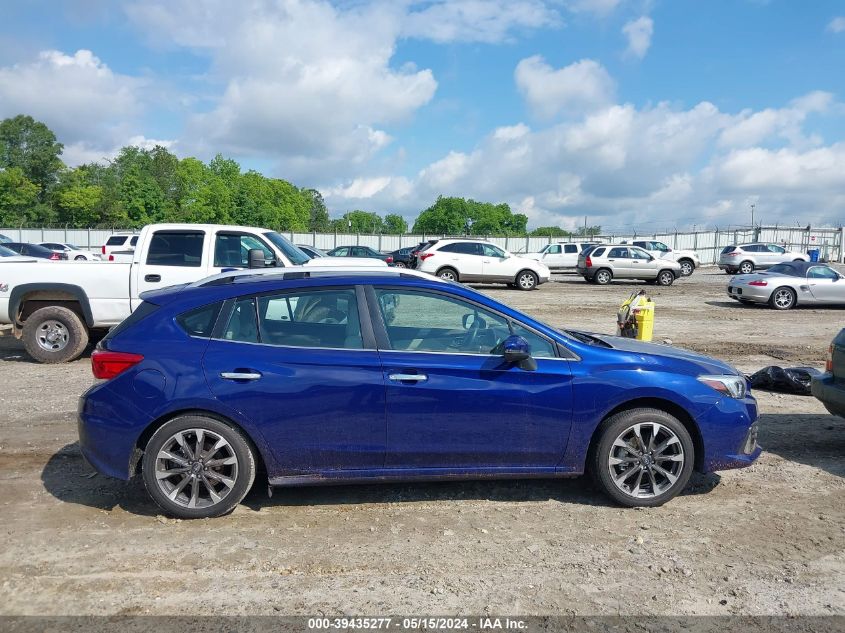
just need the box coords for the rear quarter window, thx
[106,236,127,246]
[591,247,606,257]
[177,302,223,338]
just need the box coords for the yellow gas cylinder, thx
[631,298,655,341]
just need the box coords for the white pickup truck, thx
[628,240,701,277]
[0,223,384,363]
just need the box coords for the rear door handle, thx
[388,373,428,382]
[220,372,262,381]
[144,274,161,283]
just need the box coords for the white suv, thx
[630,240,701,277]
[416,239,550,290]
[523,242,598,270]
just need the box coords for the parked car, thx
[2,242,68,260]
[39,242,101,261]
[0,233,12,244]
[409,240,437,269]
[0,245,38,262]
[295,244,327,258]
[812,328,845,417]
[388,246,417,268]
[577,244,681,285]
[326,245,394,264]
[0,223,386,363]
[630,241,701,277]
[727,262,845,310]
[719,243,808,274]
[414,239,550,290]
[78,265,760,519]
[523,242,598,271]
[101,233,139,257]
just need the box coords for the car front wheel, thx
[591,408,694,507]
[515,270,538,290]
[142,415,256,519]
[678,259,694,276]
[656,270,675,286]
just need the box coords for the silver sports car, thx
[727,261,845,310]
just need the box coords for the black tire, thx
[436,267,459,282]
[739,260,754,274]
[594,268,613,285]
[769,286,796,310]
[590,408,695,507]
[74,255,87,261]
[142,415,256,519]
[22,305,89,363]
[393,261,406,268]
[678,259,694,277]
[515,269,538,291]
[656,270,675,286]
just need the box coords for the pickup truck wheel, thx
[142,415,256,519]
[678,259,694,276]
[22,306,89,364]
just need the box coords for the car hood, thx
[306,257,388,267]
[571,331,740,376]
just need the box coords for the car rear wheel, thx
[393,261,406,268]
[436,267,458,282]
[678,259,694,277]
[591,408,694,507]
[142,415,256,519]
[739,261,754,274]
[769,287,796,310]
[594,269,613,285]
[656,270,675,286]
[515,270,538,291]
[74,255,87,261]
[22,305,89,364]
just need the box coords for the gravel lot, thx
[0,268,843,616]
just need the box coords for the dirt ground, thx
[0,267,843,616]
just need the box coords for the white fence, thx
[3,225,844,264]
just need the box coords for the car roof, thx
[768,261,828,276]
[433,238,496,246]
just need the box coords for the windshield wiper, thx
[563,330,613,347]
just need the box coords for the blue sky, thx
[1,0,844,231]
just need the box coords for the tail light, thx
[420,253,435,261]
[748,280,768,286]
[108,254,115,261]
[49,252,61,260]
[585,256,593,267]
[386,256,393,263]
[102,245,106,254]
[91,350,144,380]
[726,253,739,257]
[827,344,834,373]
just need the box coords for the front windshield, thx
[264,232,311,265]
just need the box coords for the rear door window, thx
[608,247,628,258]
[146,231,205,267]
[564,244,578,254]
[106,236,126,246]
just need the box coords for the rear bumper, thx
[727,285,769,303]
[811,374,845,418]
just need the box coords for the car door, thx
[203,285,386,474]
[606,247,632,277]
[807,266,845,304]
[560,243,580,268]
[541,244,563,268]
[439,243,484,280]
[135,229,209,295]
[212,231,276,272]
[371,286,573,469]
[480,243,512,281]
[628,246,658,279]
[766,244,787,266]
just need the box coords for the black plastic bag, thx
[747,366,822,396]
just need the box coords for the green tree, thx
[382,213,408,234]
[530,226,571,237]
[413,196,527,235]
[55,168,103,227]
[334,210,384,233]
[0,167,39,225]
[0,115,64,201]
[412,196,468,234]
[305,188,331,232]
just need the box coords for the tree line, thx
[0,114,598,236]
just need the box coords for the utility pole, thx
[584,216,587,236]
[750,204,755,228]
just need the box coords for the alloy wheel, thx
[680,261,693,276]
[740,261,754,274]
[438,269,457,281]
[518,272,537,290]
[773,288,795,309]
[154,429,239,509]
[607,422,685,499]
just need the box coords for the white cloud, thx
[0,49,146,153]
[718,91,833,148]
[622,16,654,59]
[515,56,615,118]
[402,0,561,43]
[62,136,175,167]
[827,16,845,33]
[563,0,623,16]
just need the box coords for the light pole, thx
[750,204,755,228]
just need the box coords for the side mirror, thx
[503,335,537,371]
[248,248,267,269]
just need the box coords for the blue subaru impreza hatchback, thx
[78,267,760,518]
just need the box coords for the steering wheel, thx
[462,313,485,350]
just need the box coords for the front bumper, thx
[811,373,845,418]
[699,393,762,472]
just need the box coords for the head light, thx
[698,374,747,399]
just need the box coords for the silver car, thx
[727,261,845,310]
[719,243,808,274]
[576,244,682,285]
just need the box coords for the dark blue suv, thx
[79,268,760,518]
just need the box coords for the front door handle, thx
[145,274,161,283]
[388,373,428,382]
[220,372,262,381]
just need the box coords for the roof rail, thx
[193,265,441,288]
